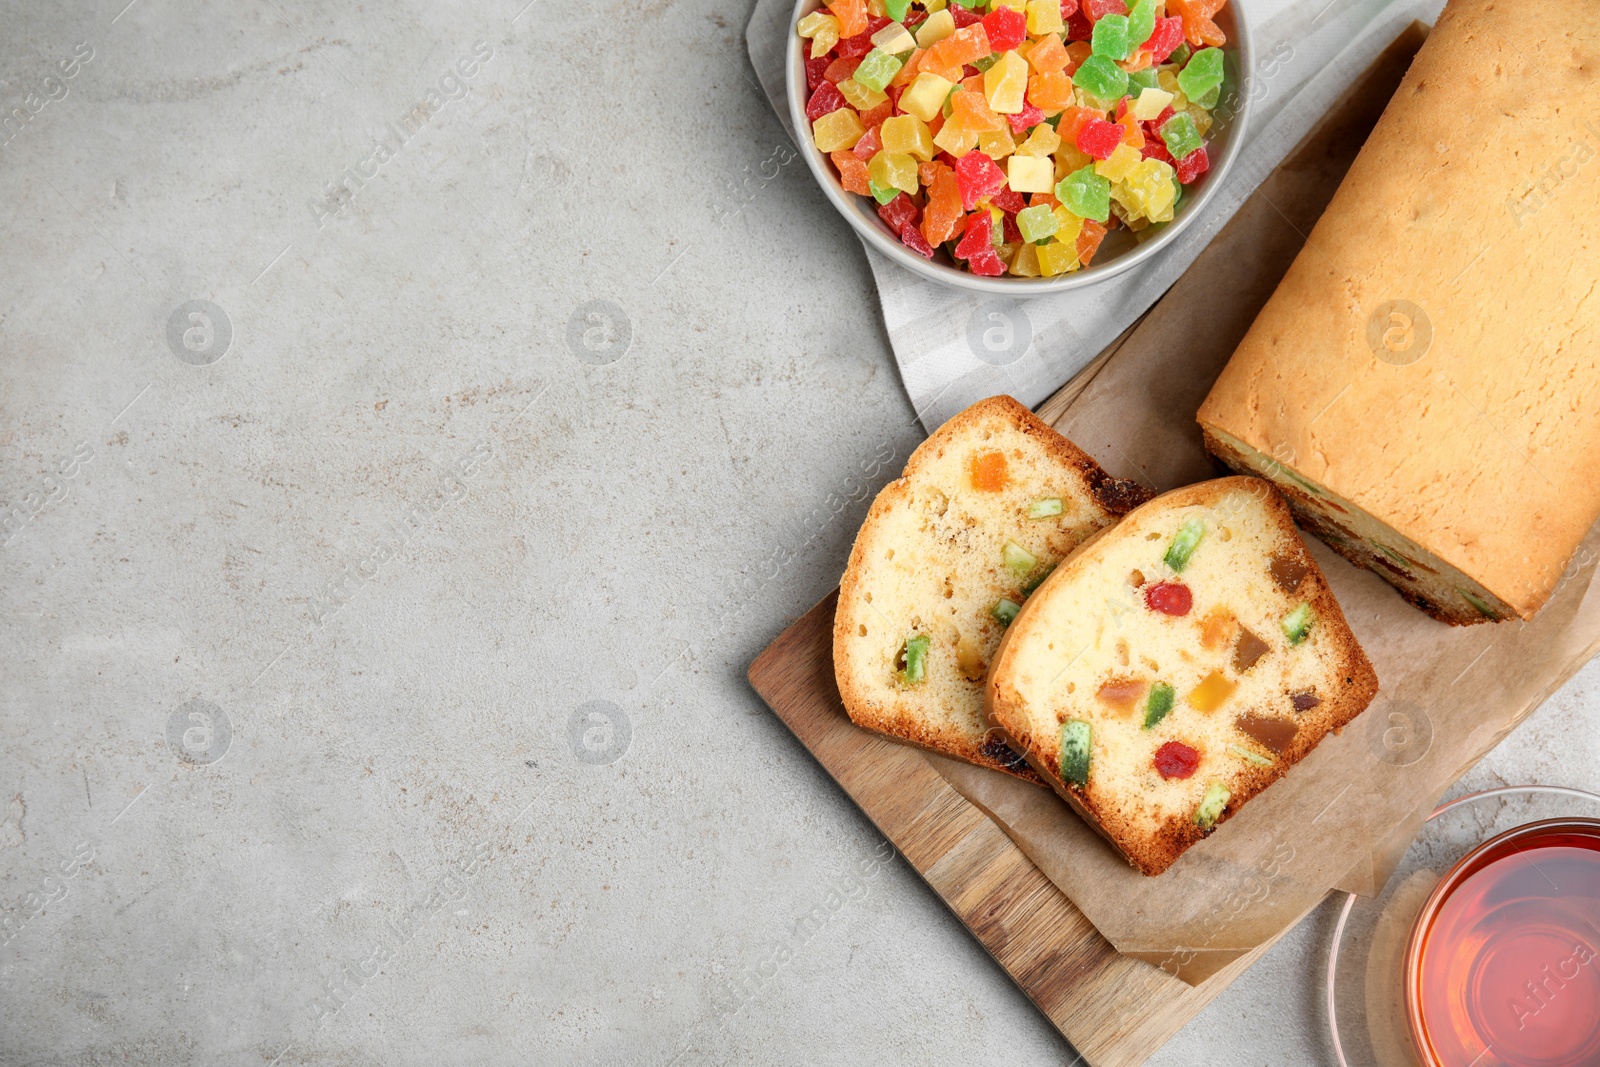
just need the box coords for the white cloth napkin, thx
[747,0,1444,431]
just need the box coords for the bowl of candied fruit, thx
[789,0,1251,292]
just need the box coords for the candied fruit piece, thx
[915,8,956,48]
[1076,217,1108,263]
[954,209,996,258]
[1154,740,1200,780]
[1072,53,1129,101]
[898,220,935,257]
[984,50,1030,114]
[955,150,1007,209]
[1026,0,1065,35]
[1015,203,1059,242]
[1144,580,1191,616]
[831,151,872,194]
[967,448,1009,490]
[1075,118,1123,160]
[1036,238,1078,276]
[868,149,919,194]
[881,114,935,160]
[854,48,905,92]
[1008,102,1046,135]
[982,5,1028,50]
[1007,154,1055,193]
[1095,141,1141,181]
[1175,142,1209,183]
[1170,0,1225,47]
[1186,669,1236,713]
[1056,164,1110,221]
[806,81,849,122]
[1026,71,1075,111]
[1091,13,1131,60]
[1160,111,1202,159]
[828,0,869,38]
[952,89,1006,132]
[1131,85,1173,120]
[812,108,866,152]
[878,192,919,231]
[901,72,955,122]
[922,165,963,244]
[1177,45,1224,101]
[1026,32,1070,74]
[1146,15,1184,62]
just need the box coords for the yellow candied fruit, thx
[924,0,947,10]
[989,0,1026,10]
[915,8,955,48]
[1009,242,1042,277]
[1014,124,1061,158]
[984,51,1030,115]
[881,115,935,161]
[798,12,840,57]
[901,72,954,123]
[811,108,864,152]
[837,77,888,111]
[1026,0,1065,35]
[1186,670,1237,713]
[933,120,979,156]
[1036,239,1079,276]
[1052,206,1085,245]
[871,22,917,54]
[1096,142,1142,182]
[1187,104,1214,136]
[978,126,1017,161]
[1054,144,1094,182]
[1131,87,1175,121]
[868,150,919,195]
[1007,155,1055,193]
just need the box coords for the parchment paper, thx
[929,23,1600,985]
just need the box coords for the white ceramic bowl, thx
[787,0,1254,294]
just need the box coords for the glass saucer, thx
[1326,785,1600,1067]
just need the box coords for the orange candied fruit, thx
[968,449,1010,492]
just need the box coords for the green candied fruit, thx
[1059,719,1092,788]
[1073,54,1129,103]
[1195,781,1231,828]
[854,48,904,93]
[1021,561,1057,596]
[991,598,1022,626]
[1056,165,1112,223]
[1177,46,1224,102]
[1193,83,1221,110]
[1127,68,1161,95]
[1091,14,1131,61]
[1164,517,1207,572]
[971,53,998,73]
[950,0,980,7]
[1127,0,1158,50]
[1016,204,1060,243]
[1160,112,1203,160]
[1002,539,1037,576]
[900,633,931,684]
[1142,682,1175,730]
[1282,603,1314,645]
[1027,496,1063,519]
[868,179,899,205]
[1461,589,1501,621]
[1227,743,1274,767]
[884,0,911,20]
[1167,42,1192,68]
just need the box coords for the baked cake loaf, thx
[1197,0,1600,625]
[986,478,1378,875]
[834,395,1151,781]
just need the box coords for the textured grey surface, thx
[2,1,1597,1065]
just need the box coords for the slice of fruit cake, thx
[986,476,1378,873]
[834,395,1151,781]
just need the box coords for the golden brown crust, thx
[986,477,1379,876]
[833,395,1141,783]
[1196,0,1600,623]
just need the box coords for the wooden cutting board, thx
[747,27,1427,1067]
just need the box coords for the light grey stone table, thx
[2,2,1596,1064]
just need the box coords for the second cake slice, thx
[986,477,1378,875]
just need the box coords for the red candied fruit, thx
[950,4,983,29]
[954,151,1007,211]
[805,56,830,91]
[1064,8,1093,40]
[805,82,847,123]
[954,210,994,259]
[1060,0,1080,17]
[982,6,1028,51]
[1146,16,1186,63]
[1176,142,1210,183]
[1076,118,1124,161]
[1084,0,1129,20]
[1145,581,1192,616]
[1141,137,1175,165]
[967,248,1006,276]
[899,221,935,258]
[1008,103,1046,137]
[837,32,875,59]
[989,186,1026,213]
[1154,741,1200,780]
[878,193,919,232]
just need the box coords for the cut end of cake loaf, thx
[1200,427,1515,626]
[833,395,1152,782]
[986,477,1379,876]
